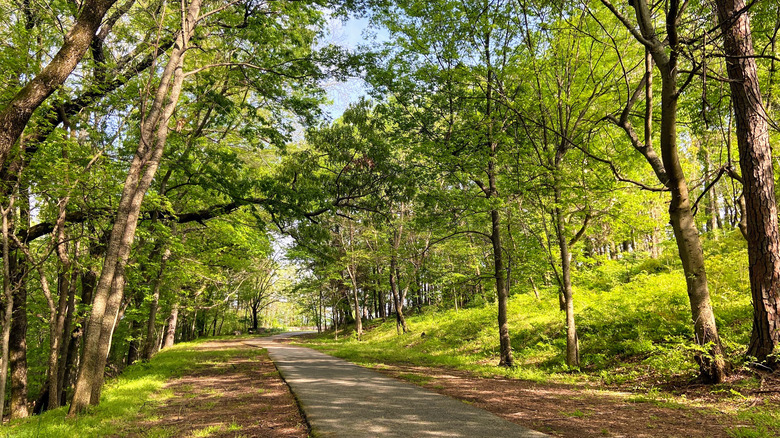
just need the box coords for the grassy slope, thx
[305,230,753,384]
[301,231,780,437]
[0,336,264,438]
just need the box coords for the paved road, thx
[249,333,548,438]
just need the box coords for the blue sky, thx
[320,15,387,120]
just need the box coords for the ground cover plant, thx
[0,335,301,438]
[298,230,779,437]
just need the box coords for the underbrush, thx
[0,337,263,438]
[301,231,777,435]
[302,230,754,385]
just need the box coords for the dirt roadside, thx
[367,363,779,438]
[121,339,308,438]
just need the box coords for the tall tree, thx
[714,0,780,366]
[599,0,726,381]
[69,0,207,414]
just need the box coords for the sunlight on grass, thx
[191,424,223,437]
[301,231,754,387]
[0,341,263,438]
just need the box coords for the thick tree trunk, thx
[0,0,118,169]
[715,0,780,366]
[251,304,259,331]
[69,0,202,415]
[9,253,28,419]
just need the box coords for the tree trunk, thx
[143,248,170,360]
[9,252,28,419]
[715,0,780,366]
[251,304,259,331]
[554,204,579,368]
[347,271,362,339]
[163,304,179,349]
[126,319,139,366]
[484,36,512,367]
[69,0,202,415]
[60,326,82,406]
[58,263,79,405]
[660,70,725,383]
[90,273,126,405]
[609,0,726,382]
[46,263,71,409]
[0,205,14,421]
[389,253,407,334]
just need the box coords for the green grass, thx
[300,231,779,435]
[727,408,780,438]
[301,230,754,386]
[397,373,433,385]
[0,338,264,438]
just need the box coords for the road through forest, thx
[251,333,549,438]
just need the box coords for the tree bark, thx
[0,0,118,170]
[554,203,579,368]
[346,269,362,339]
[389,252,407,334]
[126,318,139,366]
[602,0,726,382]
[89,273,126,405]
[58,261,79,405]
[69,0,202,415]
[0,203,15,420]
[715,0,780,366]
[9,252,28,419]
[484,31,512,367]
[659,56,725,384]
[163,303,179,349]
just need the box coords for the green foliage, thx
[727,409,780,438]
[302,233,753,385]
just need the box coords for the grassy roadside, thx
[296,232,780,437]
[0,334,274,438]
[300,325,779,437]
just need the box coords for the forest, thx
[0,0,779,434]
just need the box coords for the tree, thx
[714,0,780,366]
[598,0,727,382]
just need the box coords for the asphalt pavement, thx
[249,333,548,438]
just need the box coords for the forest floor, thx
[119,338,308,438]
[292,334,780,438]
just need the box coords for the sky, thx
[319,15,386,120]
